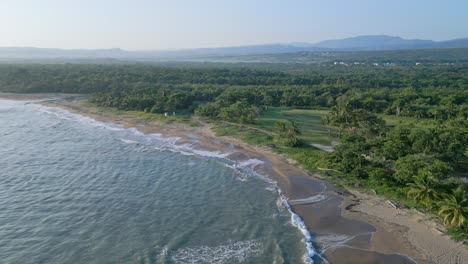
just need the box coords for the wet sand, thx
[2,93,467,264]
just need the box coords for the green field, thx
[256,107,336,145]
[256,107,433,146]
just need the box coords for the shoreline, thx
[2,94,467,263]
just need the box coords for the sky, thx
[0,0,467,50]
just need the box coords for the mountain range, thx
[1,35,467,60]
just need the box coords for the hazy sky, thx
[0,0,467,50]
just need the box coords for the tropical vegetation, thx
[0,52,466,237]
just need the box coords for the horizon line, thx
[1,35,467,52]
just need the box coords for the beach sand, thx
[2,94,467,264]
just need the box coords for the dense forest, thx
[321,106,467,237]
[0,64,467,120]
[0,62,466,237]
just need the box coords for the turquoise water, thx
[0,100,320,264]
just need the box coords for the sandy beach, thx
[2,93,467,264]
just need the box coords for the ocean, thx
[0,100,323,264]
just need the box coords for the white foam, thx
[279,189,324,264]
[289,195,327,205]
[315,234,357,252]
[0,99,26,110]
[126,127,144,136]
[32,104,126,132]
[169,240,263,264]
[156,245,169,262]
[29,103,228,159]
[118,138,139,144]
[227,159,277,186]
[29,103,260,170]
[237,158,263,169]
[30,102,324,262]
[178,145,230,159]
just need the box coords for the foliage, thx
[322,107,466,235]
[407,174,441,207]
[393,155,452,184]
[325,104,387,136]
[0,64,467,121]
[1,61,466,237]
[325,133,371,178]
[438,187,468,228]
[275,147,325,172]
[274,120,302,147]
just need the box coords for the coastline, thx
[2,94,467,264]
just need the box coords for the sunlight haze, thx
[0,0,467,50]
[1,1,468,264]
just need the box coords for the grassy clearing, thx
[256,107,433,146]
[256,107,336,145]
[213,122,324,172]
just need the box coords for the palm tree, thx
[327,104,352,137]
[274,120,302,147]
[285,120,302,147]
[275,120,287,134]
[438,187,468,228]
[287,120,301,137]
[321,115,332,137]
[407,174,441,207]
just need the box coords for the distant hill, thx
[0,45,330,60]
[145,44,330,57]
[187,48,468,65]
[314,35,468,51]
[436,38,468,48]
[0,35,467,60]
[314,35,433,50]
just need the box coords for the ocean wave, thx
[175,143,230,159]
[31,102,323,263]
[279,189,325,264]
[288,194,328,205]
[169,240,263,264]
[33,104,126,132]
[237,158,263,169]
[0,100,26,110]
[30,103,246,166]
[118,138,139,144]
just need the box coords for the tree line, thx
[0,64,466,121]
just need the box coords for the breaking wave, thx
[169,240,263,264]
[31,102,323,263]
[279,189,320,264]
